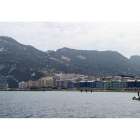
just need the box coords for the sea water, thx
[0,91,139,118]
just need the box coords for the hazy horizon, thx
[0,22,140,58]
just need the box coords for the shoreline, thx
[0,89,138,92]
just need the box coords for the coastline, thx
[0,88,138,93]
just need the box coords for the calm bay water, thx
[0,91,140,118]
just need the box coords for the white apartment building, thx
[19,81,27,89]
[27,80,39,89]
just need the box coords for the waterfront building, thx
[68,81,73,89]
[67,81,78,89]
[27,80,33,89]
[126,80,136,88]
[72,83,78,90]
[103,81,110,89]
[111,81,126,90]
[111,81,118,90]
[96,81,110,89]
[128,80,140,88]
[38,76,53,87]
[85,81,97,88]
[7,76,18,88]
[79,81,86,88]
[73,82,78,88]
[63,80,69,89]
[32,81,39,88]
[55,80,64,89]
[52,76,60,87]
[96,81,103,89]
[19,81,27,89]
[0,75,7,89]
[85,81,93,88]
[55,79,73,89]
[27,80,39,89]
[78,80,97,89]
[136,80,140,88]
[56,80,63,88]
[117,81,126,89]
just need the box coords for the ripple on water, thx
[0,91,140,118]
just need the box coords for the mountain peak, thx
[0,36,17,43]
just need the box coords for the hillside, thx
[48,47,140,76]
[0,36,49,81]
[0,36,140,81]
[130,55,140,67]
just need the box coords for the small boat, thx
[132,96,140,100]
[132,91,140,100]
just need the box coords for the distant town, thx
[0,73,140,91]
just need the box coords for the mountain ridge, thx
[0,36,140,81]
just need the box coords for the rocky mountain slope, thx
[48,47,140,77]
[130,55,140,67]
[0,36,49,81]
[0,36,140,81]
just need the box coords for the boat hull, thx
[132,96,140,100]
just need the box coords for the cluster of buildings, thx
[0,75,18,89]
[55,75,140,91]
[0,75,54,90]
[1,73,140,91]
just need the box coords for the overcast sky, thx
[0,22,140,58]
